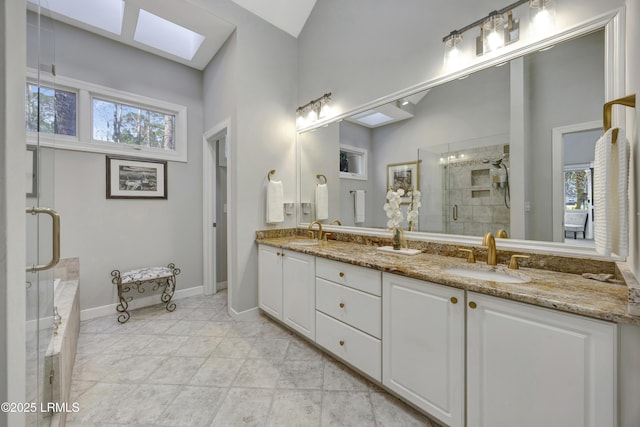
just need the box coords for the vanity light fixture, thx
[296,92,332,127]
[442,0,556,68]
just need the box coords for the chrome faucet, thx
[482,232,497,266]
[309,221,323,241]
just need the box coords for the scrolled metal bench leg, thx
[111,269,131,324]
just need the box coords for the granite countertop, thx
[257,236,639,326]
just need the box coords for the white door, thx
[282,250,315,339]
[257,245,283,319]
[382,273,465,427]
[467,292,616,427]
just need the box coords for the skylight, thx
[32,0,124,34]
[352,111,394,127]
[134,9,206,61]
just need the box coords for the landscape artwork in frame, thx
[387,161,419,203]
[106,155,167,199]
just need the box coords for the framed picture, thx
[106,155,167,199]
[26,145,37,198]
[387,161,419,203]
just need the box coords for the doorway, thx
[552,121,601,244]
[203,121,231,297]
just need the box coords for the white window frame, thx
[26,69,188,162]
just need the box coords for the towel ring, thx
[603,94,636,144]
[316,174,327,184]
[267,169,276,182]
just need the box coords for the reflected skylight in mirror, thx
[30,0,124,34]
[134,9,205,61]
[351,111,394,126]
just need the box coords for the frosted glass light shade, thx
[529,0,556,37]
[482,12,505,54]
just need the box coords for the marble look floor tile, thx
[76,333,123,354]
[209,309,234,322]
[212,337,255,358]
[108,355,168,383]
[226,321,262,337]
[153,385,226,427]
[68,380,97,400]
[71,353,123,382]
[370,391,436,427]
[285,338,324,361]
[277,360,324,389]
[210,388,274,427]
[66,382,136,424]
[267,389,322,427]
[134,319,179,335]
[195,321,233,337]
[178,296,207,308]
[181,308,217,321]
[248,339,290,360]
[320,391,375,427]
[146,356,205,385]
[104,334,157,354]
[260,322,294,339]
[109,384,180,425]
[322,359,369,391]
[233,358,283,388]
[164,320,207,336]
[136,335,190,356]
[174,336,222,358]
[189,357,244,387]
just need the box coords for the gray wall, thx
[628,0,640,282]
[201,0,298,314]
[27,18,205,312]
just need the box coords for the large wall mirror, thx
[298,12,624,256]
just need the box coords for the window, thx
[25,83,77,136]
[25,70,188,162]
[92,98,175,150]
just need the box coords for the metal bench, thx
[564,211,588,239]
[110,263,180,323]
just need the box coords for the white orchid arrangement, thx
[384,187,422,248]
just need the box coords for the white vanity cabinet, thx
[382,273,465,427]
[466,291,617,427]
[315,258,382,381]
[257,244,316,340]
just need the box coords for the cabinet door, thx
[258,245,283,319]
[282,250,316,340]
[383,273,465,427]
[467,292,616,427]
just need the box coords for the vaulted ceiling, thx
[28,0,317,70]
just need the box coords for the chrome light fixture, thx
[442,0,556,70]
[296,92,332,127]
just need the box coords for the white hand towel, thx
[354,190,365,223]
[316,183,329,220]
[266,180,284,224]
[594,128,629,256]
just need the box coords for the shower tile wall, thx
[443,145,510,236]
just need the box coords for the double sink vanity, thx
[256,228,637,427]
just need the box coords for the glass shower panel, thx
[26,2,57,425]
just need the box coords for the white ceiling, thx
[30,0,317,70]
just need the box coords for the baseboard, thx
[80,286,204,321]
[229,305,260,321]
[217,281,228,290]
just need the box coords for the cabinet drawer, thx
[316,311,381,381]
[316,278,381,338]
[316,258,381,296]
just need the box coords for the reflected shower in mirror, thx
[298,28,606,244]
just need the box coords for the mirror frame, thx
[297,8,626,260]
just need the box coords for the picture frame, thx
[387,161,419,203]
[106,155,167,199]
[26,145,37,198]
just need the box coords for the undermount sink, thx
[442,267,530,284]
[288,239,321,246]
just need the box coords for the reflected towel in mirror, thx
[266,180,284,224]
[594,128,629,256]
[354,190,365,223]
[316,183,329,220]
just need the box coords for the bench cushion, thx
[121,267,174,284]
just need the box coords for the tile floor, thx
[67,290,440,427]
